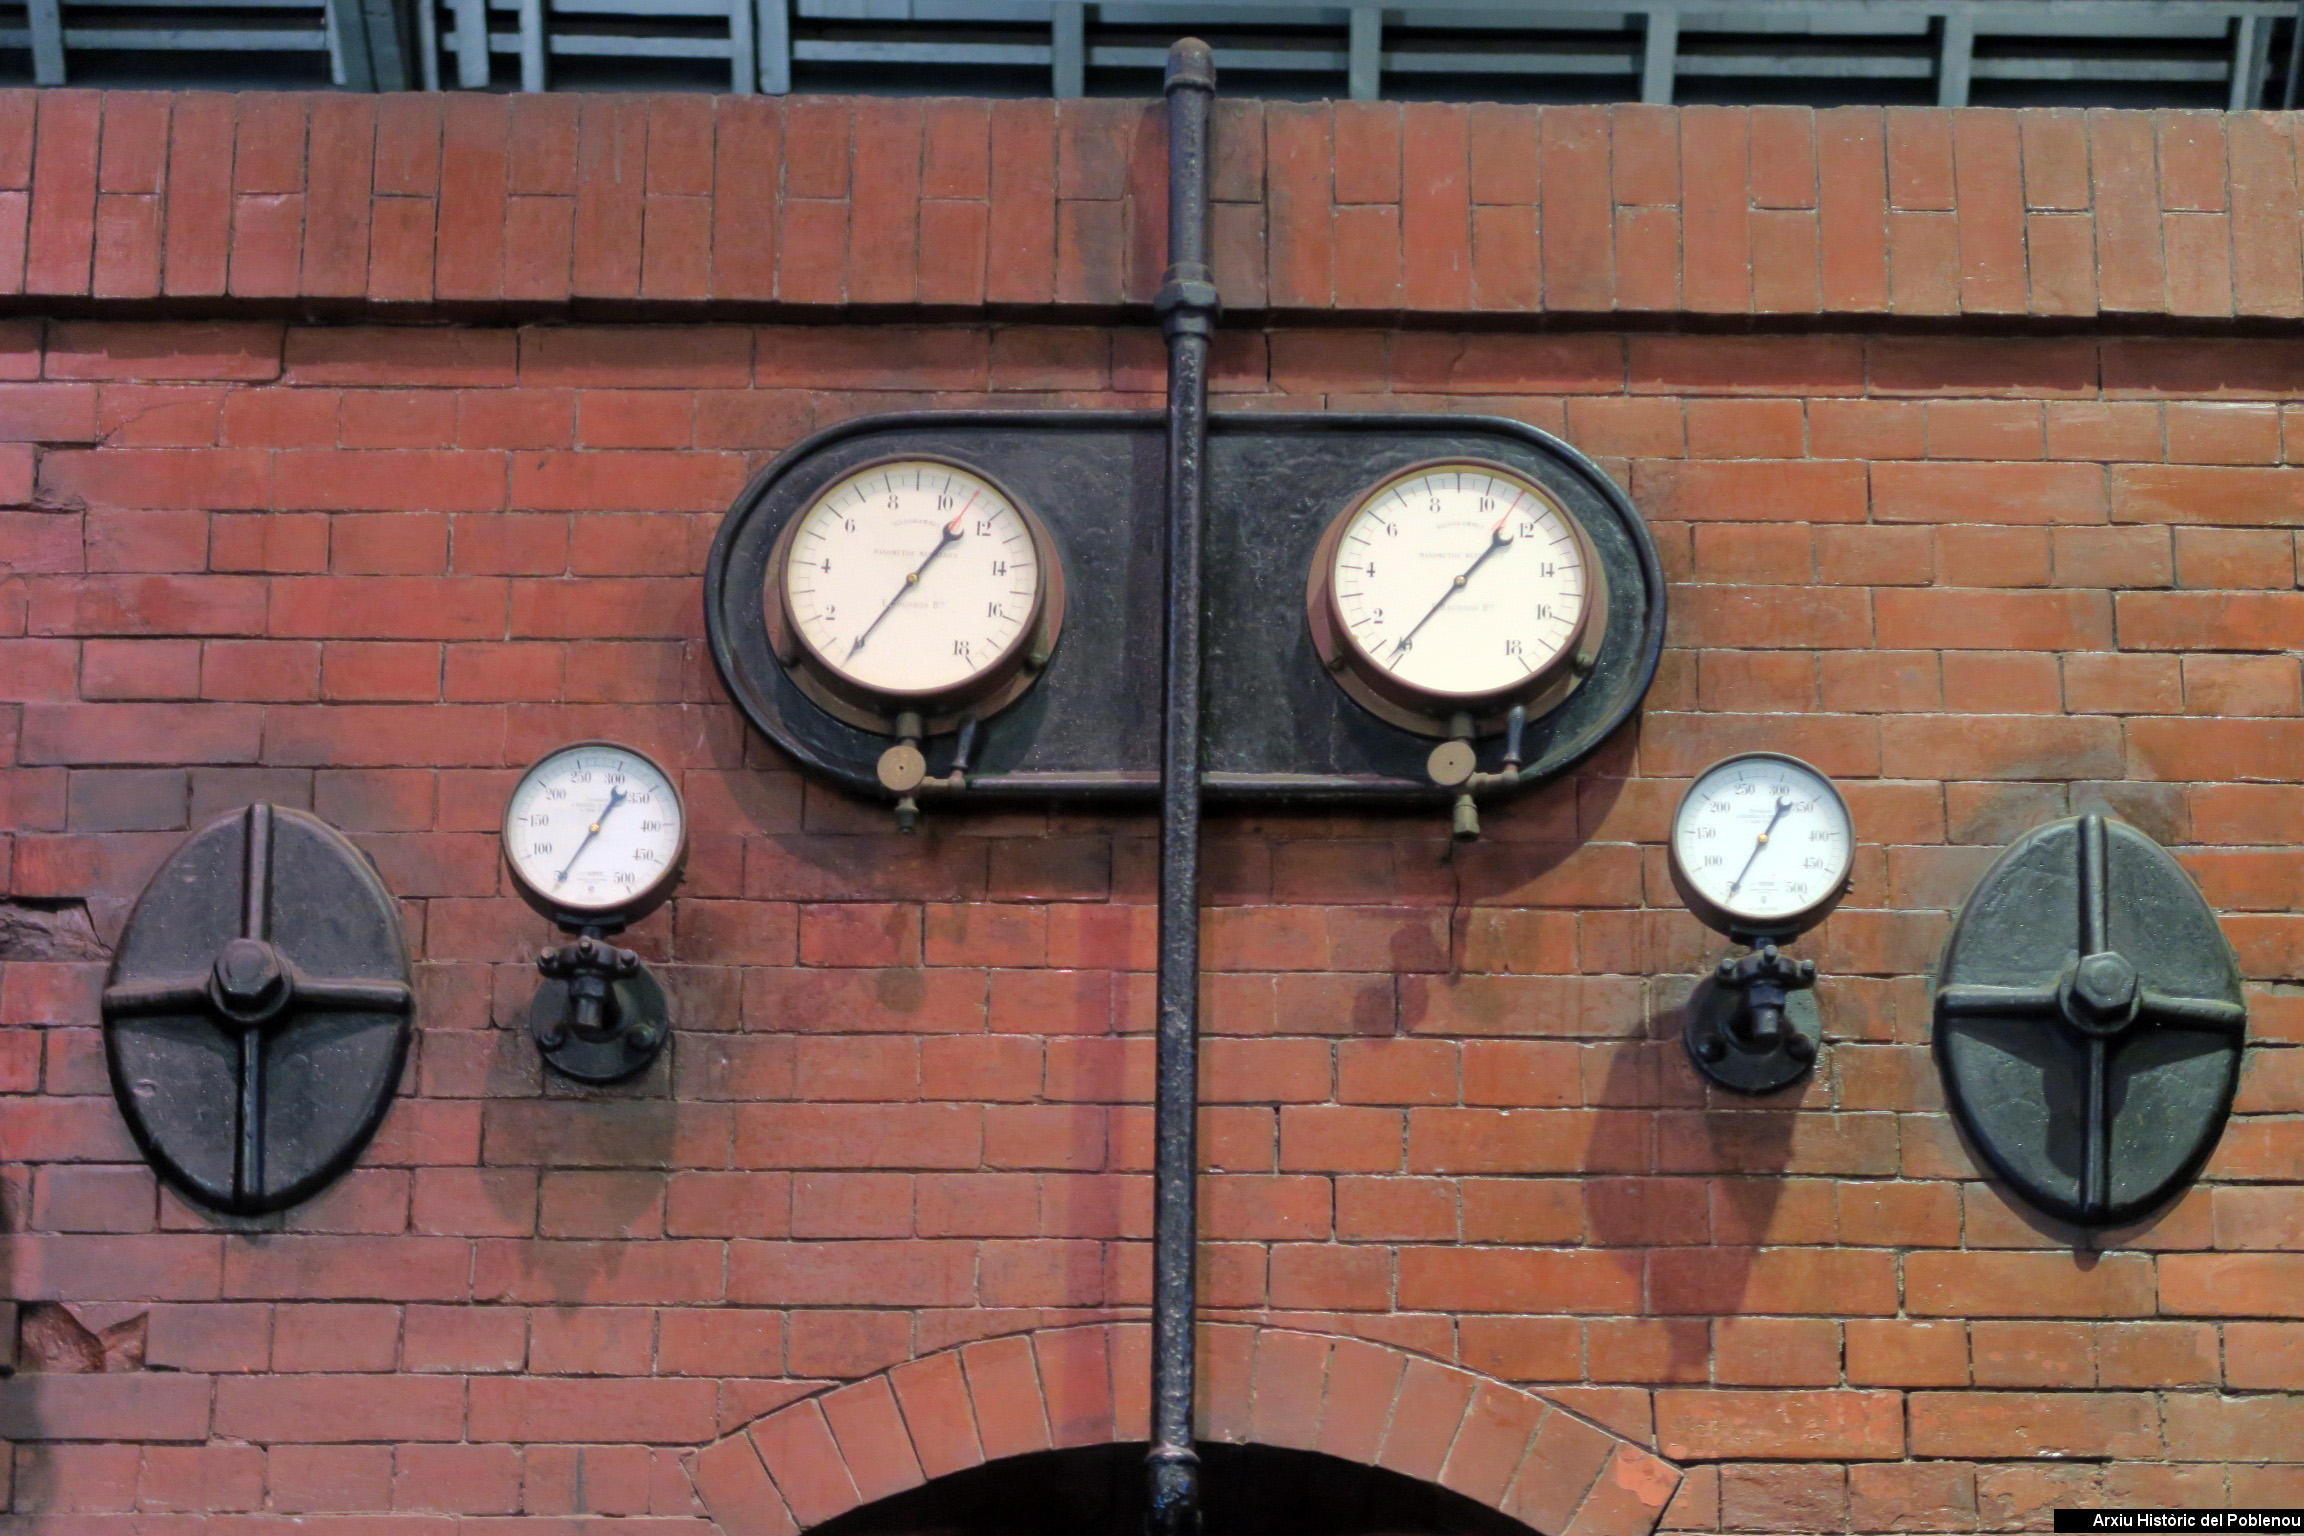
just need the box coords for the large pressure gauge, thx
[768,458,1065,733]
[1669,753,1853,940]
[503,742,686,930]
[1307,459,1602,735]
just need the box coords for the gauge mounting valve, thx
[1668,752,1854,1094]
[501,742,687,1084]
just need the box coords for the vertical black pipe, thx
[1148,35,1216,1536]
[2286,0,2304,110]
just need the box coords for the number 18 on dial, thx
[1669,753,1853,940]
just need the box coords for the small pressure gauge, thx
[1307,459,1603,736]
[1669,753,1854,941]
[768,458,1065,734]
[503,742,686,930]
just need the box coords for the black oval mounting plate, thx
[103,805,413,1216]
[705,410,1665,806]
[1934,814,2245,1230]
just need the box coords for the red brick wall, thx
[3,92,2304,1535]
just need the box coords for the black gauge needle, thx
[556,786,626,886]
[1727,796,1793,897]
[1391,519,1512,658]
[850,511,967,659]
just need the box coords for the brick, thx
[1503,1408,1615,1532]
[1542,106,1614,312]
[1953,111,2025,314]
[273,1302,400,1372]
[1910,1391,2158,1459]
[1874,461,2104,524]
[1716,1464,1845,1536]
[2159,1252,2304,1316]
[1652,1248,1896,1316]
[1015,1326,1108,1450]
[213,1374,461,1443]
[1749,205,1820,310]
[882,1349,979,1482]
[1817,107,1889,313]
[1715,1317,1841,1386]
[704,96,782,302]
[27,91,99,294]
[1400,104,1471,311]
[571,96,647,298]
[848,98,921,306]
[2230,114,2303,317]
[2092,109,2166,312]
[1681,107,1750,313]
[1876,588,2108,650]
[983,100,1054,306]
[1686,399,1804,460]
[1633,460,1868,523]
[2027,209,2097,316]
[2116,464,2304,528]
[1336,101,1404,206]
[1656,1390,1904,1461]
[467,1376,716,1443]
[2016,109,2087,210]
[961,1332,1050,1461]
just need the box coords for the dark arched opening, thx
[812,1443,1535,1536]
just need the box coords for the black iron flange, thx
[1684,939,1824,1095]
[530,929,669,1084]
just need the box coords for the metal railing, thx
[416,0,2297,106]
[4,0,2298,108]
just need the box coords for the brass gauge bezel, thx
[1306,457,1607,739]
[502,740,689,933]
[1667,751,1855,943]
[766,455,1068,736]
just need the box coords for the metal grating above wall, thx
[4,0,2299,107]
[418,1,2302,105]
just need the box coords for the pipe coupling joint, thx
[1156,276,1222,337]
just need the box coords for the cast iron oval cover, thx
[103,804,413,1216]
[1934,813,2244,1229]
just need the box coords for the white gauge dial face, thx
[1331,464,1590,699]
[504,745,683,915]
[782,461,1043,697]
[1673,756,1854,926]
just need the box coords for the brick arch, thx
[685,1322,1682,1536]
